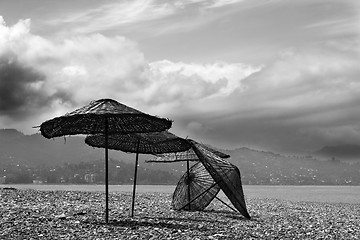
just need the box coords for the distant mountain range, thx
[0,129,359,185]
[314,144,360,161]
[0,129,129,167]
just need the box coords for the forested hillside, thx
[1,129,359,185]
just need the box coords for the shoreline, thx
[1,184,359,204]
[0,188,359,239]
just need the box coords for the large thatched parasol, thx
[39,98,172,223]
[85,131,191,216]
[40,99,172,138]
[189,139,251,219]
[147,140,230,211]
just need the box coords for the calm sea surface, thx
[1,184,359,204]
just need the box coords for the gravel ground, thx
[0,188,359,239]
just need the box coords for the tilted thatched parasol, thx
[189,139,251,219]
[85,131,191,216]
[147,140,230,211]
[39,98,172,223]
[172,161,220,211]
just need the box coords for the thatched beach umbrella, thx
[147,140,230,211]
[84,131,191,216]
[39,98,172,223]
[189,139,251,219]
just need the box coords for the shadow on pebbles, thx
[0,188,359,239]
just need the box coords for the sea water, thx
[1,184,359,204]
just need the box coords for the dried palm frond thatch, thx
[85,131,191,154]
[189,139,251,219]
[147,142,230,163]
[40,98,172,138]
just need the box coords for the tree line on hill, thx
[0,159,179,185]
[2,155,360,185]
[1,129,360,185]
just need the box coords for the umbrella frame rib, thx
[178,179,239,213]
[179,181,218,211]
[214,196,238,212]
[173,160,220,211]
[152,141,228,212]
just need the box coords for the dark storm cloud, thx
[166,43,360,154]
[0,54,72,120]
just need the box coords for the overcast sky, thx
[0,0,359,154]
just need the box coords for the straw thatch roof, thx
[85,131,191,154]
[40,99,172,138]
[147,141,230,163]
[189,139,251,219]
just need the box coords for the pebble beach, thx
[0,188,359,239]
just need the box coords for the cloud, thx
[1,15,359,154]
[0,17,148,130]
[241,46,360,109]
[144,60,261,104]
[0,17,261,135]
[45,0,175,35]
[173,0,245,9]
[303,0,360,37]
[41,0,269,36]
[0,54,46,118]
[205,0,245,9]
[0,17,72,120]
[169,42,360,153]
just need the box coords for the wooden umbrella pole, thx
[131,139,140,217]
[186,160,191,210]
[105,117,109,224]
